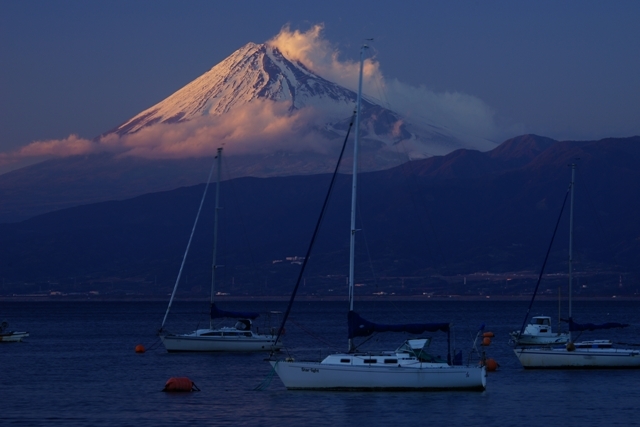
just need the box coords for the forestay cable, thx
[159,155,218,333]
[270,110,356,355]
[516,183,571,339]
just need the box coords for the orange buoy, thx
[482,337,491,346]
[163,377,200,392]
[484,358,499,371]
[135,344,146,353]
[482,331,495,338]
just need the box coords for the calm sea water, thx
[2,299,640,426]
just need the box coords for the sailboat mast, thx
[210,147,222,329]
[348,44,367,352]
[568,163,576,340]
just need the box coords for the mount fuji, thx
[111,42,359,136]
[0,39,497,222]
[107,41,495,159]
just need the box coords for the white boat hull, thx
[514,347,640,368]
[162,334,281,352]
[0,331,29,342]
[269,360,486,391]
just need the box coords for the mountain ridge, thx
[1,135,639,298]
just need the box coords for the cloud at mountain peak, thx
[268,24,383,95]
[268,24,503,141]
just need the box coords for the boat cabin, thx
[523,316,553,334]
[531,316,551,326]
[321,338,448,366]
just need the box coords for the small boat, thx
[161,317,281,353]
[509,316,569,346]
[159,148,282,353]
[514,164,640,368]
[0,321,28,342]
[268,44,486,391]
[515,337,640,369]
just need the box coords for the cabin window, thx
[201,332,222,336]
[224,332,239,336]
[243,332,252,337]
[340,359,351,363]
[363,359,377,364]
[384,359,398,364]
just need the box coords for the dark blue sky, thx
[2,0,639,156]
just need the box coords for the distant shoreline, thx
[1,295,638,302]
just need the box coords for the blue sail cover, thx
[569,318,629,332]
[210,303,259,320]
[348,311,449,339]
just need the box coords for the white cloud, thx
[0,134,98,170]
[268,24,383,94]
[383,79,501,141]
[268,24,502,141]
[111,100,340,158]
[1,24,504,168]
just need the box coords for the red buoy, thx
[163,377,200,392]
[135,344,146,353]
[483,358,499,371]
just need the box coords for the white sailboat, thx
[0,321,28,342]
[159,147,282,353]
[268,45,486,390]
[514,164,640,368]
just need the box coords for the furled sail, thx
[210,303,259,320]
[348,311,449,339]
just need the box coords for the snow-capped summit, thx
[107,41,496,160]
[112,42,358,136]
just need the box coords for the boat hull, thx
[162,334,281,352]
[269,360,486,391]
[514,347,640,368]
[0,331,28,342]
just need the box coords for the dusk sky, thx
[2,1,639,165]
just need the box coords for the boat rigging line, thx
[219,154,274,326]
[268,109,356,358]
[158,152,218,334]
[287,318,341,350]
[515,179,571,342]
